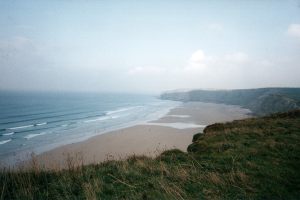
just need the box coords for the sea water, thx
[0,91,180,164]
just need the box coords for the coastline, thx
[0,99,180,167]
[32,102,251,169]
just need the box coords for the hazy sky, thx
[0,0,300,94]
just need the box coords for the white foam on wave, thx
[6,122,47,131]
[0,139,12,145]
[2,132,14,136]
[84,114,122,123]
[84,116,111,123]
[24,132,47,140]
[106,106,142,115]
[7,124,34,130]
[111,115,121,119]
[36,122,47,126]
[145,122,206,129]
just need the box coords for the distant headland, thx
[160,87,300,116]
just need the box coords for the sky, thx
[0,0,300,94]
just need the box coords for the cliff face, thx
[248,94,299,115]
[161,88,300,116]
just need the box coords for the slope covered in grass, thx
[1,110,300,199]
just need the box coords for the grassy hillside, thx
[1,110,300,199]
[161,88,300,116]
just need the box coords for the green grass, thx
[1,110,300,199]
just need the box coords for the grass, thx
[1,110,300,199]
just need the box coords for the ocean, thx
[0,91,179,165]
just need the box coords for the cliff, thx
[1,110,300,199]
[161,87,300,116]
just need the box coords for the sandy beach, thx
[35,102,251,169]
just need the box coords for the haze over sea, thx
[0,91,179,164]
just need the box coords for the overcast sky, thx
[0,0,300,94]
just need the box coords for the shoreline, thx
[0,100,180,167]
[29,102,251,169]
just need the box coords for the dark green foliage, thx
[192,132,202,142]
[1,110,300,199]
[157,149,189,163]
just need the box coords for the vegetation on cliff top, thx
[1,110,300,199]
[160,88,300,116]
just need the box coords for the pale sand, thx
[35,102,251,169]
[152,102,251,124]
